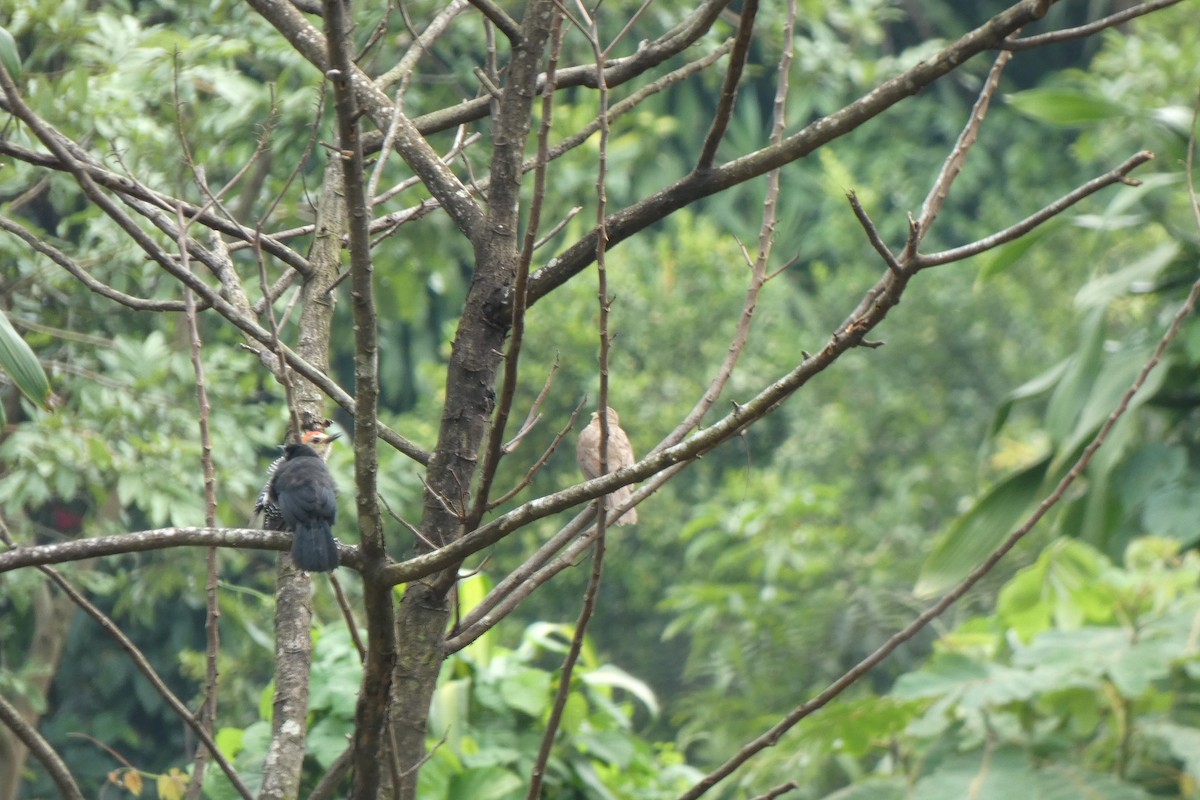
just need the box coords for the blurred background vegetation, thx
[2,0,1200,797]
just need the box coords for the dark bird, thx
[267,431,340,572]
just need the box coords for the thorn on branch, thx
[858,339,885,349]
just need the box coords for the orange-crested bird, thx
[254,429,340,572]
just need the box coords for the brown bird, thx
[576,406,639,526]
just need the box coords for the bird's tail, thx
[291,521,339,572]
[606,486,639,526]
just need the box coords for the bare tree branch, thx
[1003,0,1185,50]
[695,0,758,171]
[917,151,1152,267]
[406,0,733,135]
[1,516,248,800]
[0,693,84,800]
[376,0,471,90]
[0,139,313,276]
[915,47,1013,243]
[466,0,522,43]
[244,0,486,239]
[0,528,356,574]
[0,215,190,311]
[526,0,1059,304]
[379,147,1155,587]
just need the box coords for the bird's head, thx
[299,429,340,457]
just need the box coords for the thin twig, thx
[379,491,439,550]
[602,0,657,58]
[466,0,522,42]
[330,573,367,661]
[1003,0,1185,50]
[0,137,312,276]
[695,0,758,171]
[36,562,251,798]
[503,359,560,453]
[488,397,584,510]
[652,0,793,453]
[918,151,1153,267]
[175,200,222,800]
[0,215,189,311]
[914,47,1012,247]
[529,7,612,795]
[747,781,799,800]
[376,0,469,91]
[847,191,903,274]
[0,693,84,800]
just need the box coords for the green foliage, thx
[0,312,50,424]
[873,538,1200,799]
[198,606,699,800]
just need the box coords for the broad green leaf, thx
[446,767,523,800]
[988,357,1068,438]
[1031,763,1154,799]
[1049,339,1167,478]
[429,677,471,751]
[978,217,1065,282]
[560,691,588,736]
[1141,721,1200,785]
[1074,242,1178,309]
[0,313,50,409]
[916,456,1050,597]
[996,539,1115,638]
[892,653,989,700]
[499,668,551,718]
[575,728,637,769]
[1007,88,1127,126]
[457,572,494,661]
[581,664,659,717]
[0,26,20,81]
[792,696,922,758]
[910,747,1032,800]
[214,726,244,760]
[1141,482,1200,547]
[1044,309,1104,445]
[307,717,352,769]
[1116,443,1187,509]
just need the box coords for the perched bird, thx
[263,430,340,572]
[576,406,639,526]
[252,429,338,530]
